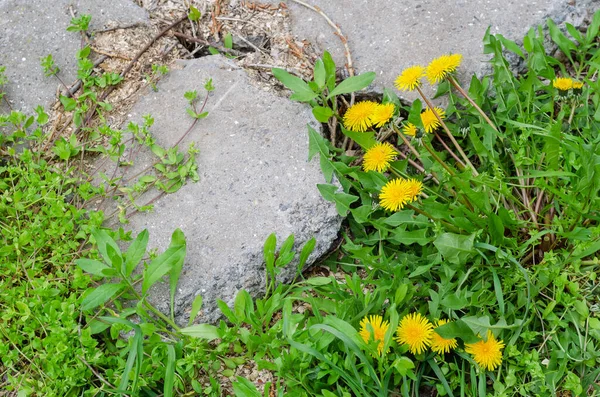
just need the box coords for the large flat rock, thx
[264,0,598,99]
[116,55,340,324]
[0,0,148,113]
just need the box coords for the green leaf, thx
[322,51,337,92]
[391,228,432,246]
[234,289,254,322]
[142,243,186,294]
[434,320,478,344]
[307,124,329,160]
[59,95,77,111]
[306,277,332,286]
[124,229,149,277]
[224,32,233,49]
[586,9,600,43]
[34,105,49,125]
[188,5,201,21]
[232,377,262,397]
[440,293,468,310]
[313,58,326,89]
[263,233,277,273]
[327,72,376,99]
[433,233,476,265]
[164,344,176,397]
[76,259,111,277]
[188,294,203,326]
[82,283,124,311]
[393,356,415,377]
[92,229,122,269]
[547,18,577,61]
[312,106,334,122]
[297,237,315,273]
[180,324,220,340]
[340,125,377,150]
[272,68,317,102]
[217,299,238,324]
[168,229,187,317]
[317,184,358,216]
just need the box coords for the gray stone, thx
[262,0,599,100]
[0,0,148,113]
[115,55,340,325]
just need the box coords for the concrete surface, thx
[0,0,148,113]
[116,56,341,324]
[265,0,599,100]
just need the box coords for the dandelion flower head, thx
[371,103,395,128]
[359,315,390,355]
[465,330,505,371]
[343,101,378,132]
[363,142,397,173]
[379,178,422,212]
[395,65,425,91]
[572,80,584,89]
[403,178,424,201]
[426,54,462,84]
[402,122,417,137]
[395,312,434,355]
[553,77,573,91]
[421,107,446,133]
[430,319,458,355]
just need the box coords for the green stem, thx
[122,276,181,332]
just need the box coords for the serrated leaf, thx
[433,233,476,265]
[340,125,377,150]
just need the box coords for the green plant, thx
[271,9,600,396]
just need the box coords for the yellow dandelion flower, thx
[379,178,422,211]
[359,315,390,355]
[371,103,395,128]
[363,142,397,173]
[465,330,505,371]
[343,101,378,132]
[403,178,423,202]
[572,80,584,89]
[402,122,417,137]
[553,77,573,91]
[426,54,462,84]
[395,65,425,91]
[395,312,434,355]
[431,319,458,355]
[421,107,445,133]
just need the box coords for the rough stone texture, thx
[263,0,599,100]
[117,55,340,324]
[0,0,148,113]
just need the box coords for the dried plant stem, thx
[434,132,465,169]
[288,0,354,77]
[448,76,498,132]
[415,85,478,176]
[393,125,421,159]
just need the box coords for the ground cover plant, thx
[1,7,600,397]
